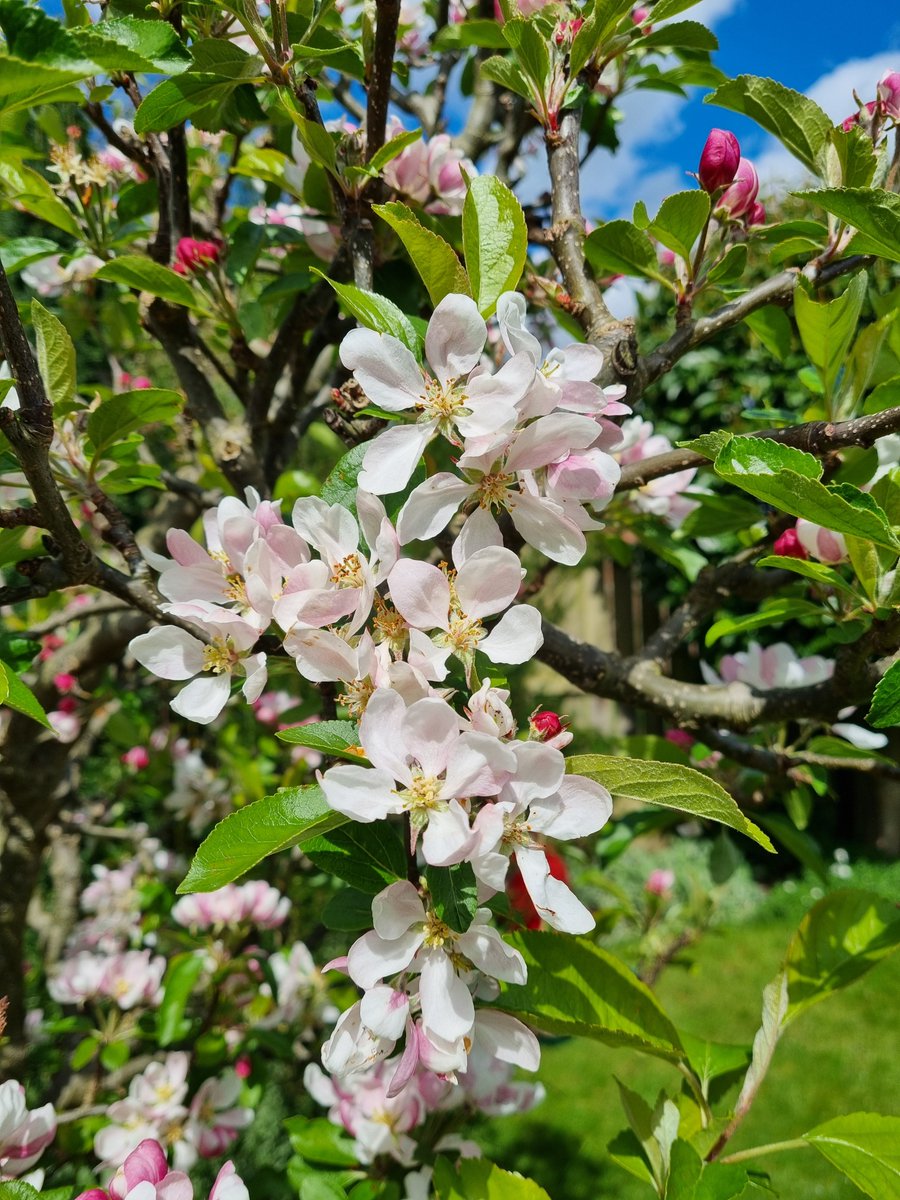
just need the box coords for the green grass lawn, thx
[478,915,900,1199]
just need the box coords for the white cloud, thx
[691,0,744,27]
[755,52,900,190]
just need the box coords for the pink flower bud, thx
[841,99,878,132]
[554,17,584,47]
[878,70,900,119]
[173,237,221,275]
[795,519,847,564]
[235,1054,252,1079]
[747,201,766,227]
[645,868,675,896]
[132,375,152,389]
[121,746,150,770]
[631,6,650,27]
[773,527,808,559]
[698,129,741,193]
[53,672,77,693]
[530,710,564,740]
[716,157,759,218]
[665,729,695,751]
[57,696,78,714]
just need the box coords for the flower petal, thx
[454,546,523,620]
[479,605,544,664]
[514,846,594,934]
[359,423,434,496]
[129,627,205,681]
[418,948,474,1041]
[171,673,231,725]
[425,294,486,385]
[396,474,475,545]
[340,328,423,411]
[389,560,451,631]
[319,764,400,822]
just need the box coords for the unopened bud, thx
[698,129,740,193]
[747,201,767,227]
[878,69,900,119]
[772,527,808,559]
[554,17,584,47]
[173,236,222,275]
[716,157,759,218]
[529,709,565,740]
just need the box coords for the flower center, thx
[439,613,483,657]
[330,553,364,588]
[422,911,454,948]
[338,677,376,717]
[372,596,408,652]
[402,771,443,811]
[476,472,513,510]
[202,637,236,674]
[420,377,466,423]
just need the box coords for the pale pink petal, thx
[457,914,527,983]
[479,605,543,664]
[319,765,399,822]
[418,949,474,1041]
[421,800,476,866]
[528,774,612,840]
[171,673,231,724]
[504,414,600,471]
[358,423,434,495]
[508,493,586,565]
[454,546,523,620]
[425,295,486,385]
[340,327,423,411]
[388,560,451,631]
[453,507,504,564]
[372,881,426,938]
[396,474,475,545]
[129,627,205,680]
[359,687,410,781]
[402,697,460,776]
[360,985,410,1039]
[285,627,359,683]
[347,928,423,989]
[442,732,516,798]
[514,846,594,934]
[475,1010,541,1070]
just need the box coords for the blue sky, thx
[574,0,900,221]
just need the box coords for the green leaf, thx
[0,661,51,728]
[462,176,527,318]
[305,822,407,894]
[31,300,75,409]
[0,1180,48,1200]
[706,242,747,286]
[372,202,471,306]
[320,443,368,518]
[157,952,205,1046]
[804,1113,900,1199]
[744,304,792,360]
[784,888,900,1024]
[646,0,704,19]
[679,1034,751,1095]
[479,56,532,103]
[290,111,339,174]
[501,19,550,90]
[276,719,364,762]
[87,389,183,459]
[178,784,345,893]
[432,19,510,50]
[134,73,249,134]
[665,1139,753,1199]
[322,887,374,932]
[797,187,900,264]
[71,17,191,74]
[569,0,634,78]
[616,1080,679,1190]
[714,436,900,552]
[756,554,860,599]
[640,20,718,51]
[794,272,867,396]
[434,1156,551,1200]
[585,221,669,283]
[0,54,86,116]
[495,931,685,1063]
[827,124,878,190]
[704,596,825,646]
[95,257,198,309]
[648,190,710,262]
[285,1117,359,1168]
[311,270,420,354]
[706,75,832,175]
[867,660,900,729]
[566,754,774,851]
[427,862,478,933]
[0,237,59,275]
[367,129,424,174]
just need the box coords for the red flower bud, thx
[530,709,564,739]
[698,129,740,193]
[747,201,766,227]
[773,527,808,560]
[173,237,221,275]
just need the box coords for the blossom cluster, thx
[76,1137,247,1200]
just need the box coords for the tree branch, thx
[615,404,900,493]
[366,0,402,162]
[637,254,874,392]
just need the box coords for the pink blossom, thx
[716,158,759,219]
[664,729,695,751]
[878,70,900,119]
[319,688,516,865]
[171,881,290,930]
[173,237,221,274]
[186,1073,252,1157]
[645,868,675,896]
[53,672,77,693]
[48,708,81,742]
[616,417,699,527]
[702,641,834,691]
[528,709,572,749]
[0,1080,56,1177]
[698,129,740,193]
[842,99,879,132]
[121,746,150,770]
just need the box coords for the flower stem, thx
[718,1138,809,1165]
